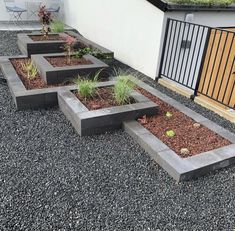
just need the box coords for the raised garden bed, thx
[31,53,109,85]
[0,56,113,110]
[124,79,235,182]
[17,33,69,57]
[17,31,114,58]
[58,82,158,136]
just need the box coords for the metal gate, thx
[159,18,235,109]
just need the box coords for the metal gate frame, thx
[158,18,235,109]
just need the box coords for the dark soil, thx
[10,58,71,90]
[137,88,231,158]
[29,34,65,41]
[75,87,135,110]
[46,56,93,67]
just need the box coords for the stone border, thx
[17,33,68,57]
[123,78,235,182]
[0,56,113,110]
[31,53,109,85]
[58,84,159,136]
[17,32,114,58]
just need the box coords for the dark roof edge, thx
[146,0,235,12]
[146,0,168,12]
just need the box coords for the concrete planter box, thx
[17,33,68,57]
[0,56,113,110]
[58,83,159,136]
[17,31,114,58]
[31,53,109,85]
[124,79,235,182]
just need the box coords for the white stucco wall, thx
[63,0,165,79]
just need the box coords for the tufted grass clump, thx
[51,20,65,33]
[21,60,38,80]
[75,70,103,100]
[113,75,136,105]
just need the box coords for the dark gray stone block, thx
[0,56,113,110]
[58,86,159,136]
[31,53,109,85]
[122,77,235,182]
[17,32,114,58]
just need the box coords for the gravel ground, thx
[0,31,235,231]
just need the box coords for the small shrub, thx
[74,47,92,59]
[38,5,52,36]
[165,111,173,118]
[21,60,38,80]
[64,35,77,64]
[51,20,65,33]
[113,75,136,105]
[165,130,176,137]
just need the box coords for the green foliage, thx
[74,47,92,59]
[169,0,235,5]
[75,70,102,99]
[165,111,173,118]
[51,20,65,33]
[165,130,176,137]
[113,75,136,105]
[21,60,38,80]
[74,47,112,60]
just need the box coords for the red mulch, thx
[10,58,70,90]
[29,34,64,41]
[136,87,231,158]
[46,56,92,67]
[75,87,135,110]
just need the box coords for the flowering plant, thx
[38,5,52,37]
[64,36,77,64]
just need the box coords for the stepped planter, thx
[17,31,114,58]
[31,53,109,85]
[58,82,158,136]
[0,56,112,110]
[124,79,235,182]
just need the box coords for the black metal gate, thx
[159,18,235,109]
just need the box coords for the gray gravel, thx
[0,31,235,231]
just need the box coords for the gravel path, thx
[0,31,235,231]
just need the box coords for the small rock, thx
[180,148,190,156]
[193,123,201,128]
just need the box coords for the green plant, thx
[113,75,136,105]
[75,70,102,100]
[21,60,38,80]
[51,20,65,33]
[165,130,176,137]
[165,111,173,118]
[169,0,234,6]
[74,47,92,59]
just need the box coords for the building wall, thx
[63,0,165,79]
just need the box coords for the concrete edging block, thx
[31,53,109,85]
[58,84,159,136]
[0,56,113,110]
[123,78,235,182]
